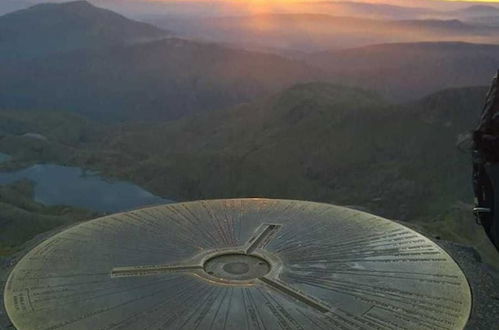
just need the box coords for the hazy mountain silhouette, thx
[149,13,499,53]
[453,5,499,17]
[0,0,31,16]
[0,0,167,60]
[0,38,315,121]
[307,42,499,100]
[302,1,439,19]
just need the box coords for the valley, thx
[1,82,497,267]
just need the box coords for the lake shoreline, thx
[0,156,171,213]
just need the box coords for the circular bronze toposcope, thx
[4,199,472,329]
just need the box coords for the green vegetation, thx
[413,203,499,268]
[0,180,97,255]
[0,109,103,170]
[59,83,482,220]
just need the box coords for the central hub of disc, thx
[204,254,270,281]
[223,262,250,274]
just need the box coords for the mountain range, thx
[307,42,499,100]
[149,13,499,53]
[0,37,314,121]
[2,2,499,119]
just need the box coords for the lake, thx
[0,163,170,213]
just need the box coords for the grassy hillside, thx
[0,109,103,169]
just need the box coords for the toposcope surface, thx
[4,199,472,330]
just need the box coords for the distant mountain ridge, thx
[307,41,499,100]
[454,5,499,16]
[0,0,31,16]
[0,37,315,121]
[150,12,499,53]
[0,0,167,59]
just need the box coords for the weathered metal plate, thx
[4,199,472,329]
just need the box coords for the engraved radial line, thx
[291,250,441,261]
[181,204,230,247]
[106,280,204,329]
[216,201,237,246]
[182,286,221,329]
[119,212,193,249]
[246,289,267,330]
[240,289,251,330]
[236,200,244,242]
[240,288,250,330]
[222,288,234,329]
[111,264,203,278]
[41,280,185,329]
[194,288,224,329]
[245,224,282,254]
[207,288,229,330]
[32,276,183,311]
[291,276,461,316]
[150,208,212,248]
[261,289,306,330]
[258,277,330,314]
[203,202,234,247]
[289,277,452,329]
[272,210,356,250]
[169,205,219,248]
[291,269,461,285]
[290,240,434,255]
[161,207,216,247]
[144,284,214,329]
[154,287,214,329]
[221,200,238,246]
[58,234,183,254]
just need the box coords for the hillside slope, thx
[0,180,96,255]
[1,83,479,219]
